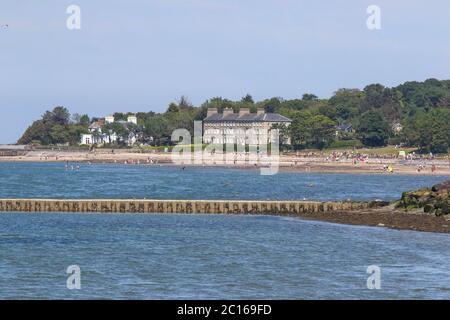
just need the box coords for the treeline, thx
[18,107,91,146]
[18,79,450,153]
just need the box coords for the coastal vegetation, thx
[18,79,450,153]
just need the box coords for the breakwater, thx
[0,199,386,214]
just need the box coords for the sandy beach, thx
[2,149,450,175]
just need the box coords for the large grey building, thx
[203,107,292,146]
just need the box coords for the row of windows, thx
[205,122,265,127]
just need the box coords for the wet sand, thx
[293,205,450,234]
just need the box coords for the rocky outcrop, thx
[396,180,450,216]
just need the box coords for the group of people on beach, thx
[416,164,437,173]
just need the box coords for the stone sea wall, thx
[0,199,385,214]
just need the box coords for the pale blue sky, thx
[1,0,450,143]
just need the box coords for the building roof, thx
[204,113,292,123]
[89,122,103,130]
[336,124,353,131]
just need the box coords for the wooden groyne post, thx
[0,199,386,214]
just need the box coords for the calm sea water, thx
[0,162,447,200]
[1,213,450,299]
[0,162,449,299]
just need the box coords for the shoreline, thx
[291,206,450,234]
[1,150,450,175]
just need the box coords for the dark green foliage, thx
[357,111,391,147]
[18,106,88,145]
[402,109,450,153]
[17,79,450,152]
[241,94,254,104]
[290,111,336,149]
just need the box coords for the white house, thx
[80,115,138,146]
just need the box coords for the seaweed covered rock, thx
[396,180,450,216]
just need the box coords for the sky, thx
[1,0,450,143]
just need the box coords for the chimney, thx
[105,115,115,124]
[207,108,218,117]
[223,107,234,116]
[239,108,250,116]
[257,108,265,115]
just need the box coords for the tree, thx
[328,88,363,121]
[18,120,49,145]
[290,111,313,148]
[302,93,318,101]
[49,125,71,144]
[43,106,70,126]
[110,123,129,145]
[143,116,171,146]
[167,102,179,113]
[178,96,193,110]
[71,113,90,125]
[290,111,336,149]
[113,112,127,121]
[307,115,337,149]
[403,109,450,153]
[18,106,80,145]
[259,97,282,113]
[79,114,90,126]
[357,111,391,147]
[241,94,254,104]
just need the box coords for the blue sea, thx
[0,162,449,299]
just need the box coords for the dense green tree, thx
[49,125,71,144]
[42,106,70,126]
[403,109,450,153]
[18,120,49,145]
[307,115,337,149]
[241,94,254,104]
[143,116,171,146]
[258,97,283,113]
[79,114,90,126]
[113,112,127,121]
[357,111,391,147]
[302,93,318,101]
[18,106,86,145]
[290,111,336,149]
[178,96,193,110]
[167,103,180,113]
